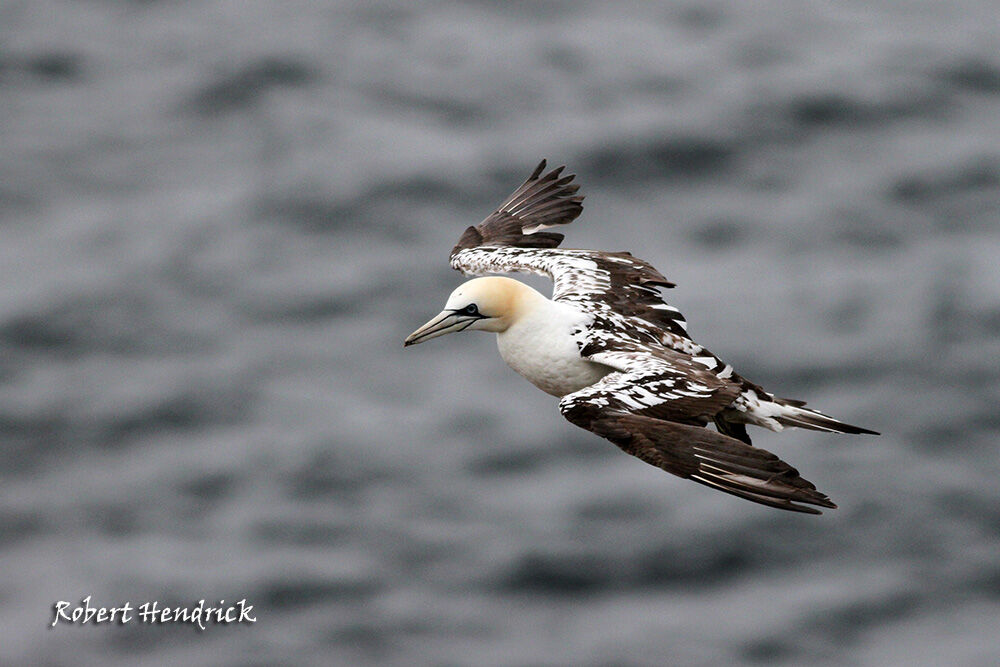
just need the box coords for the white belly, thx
[496,303,612,397]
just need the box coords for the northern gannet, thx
[405,161,877,514]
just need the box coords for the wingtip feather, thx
[530,159,547,180]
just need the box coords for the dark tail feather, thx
[714,416,752,445]
[776,406,879,436]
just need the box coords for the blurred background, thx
[1,1,999,665]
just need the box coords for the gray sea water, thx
[2,1,999,665]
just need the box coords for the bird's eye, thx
[463,304,479,315]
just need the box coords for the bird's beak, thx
[404,310,476,347]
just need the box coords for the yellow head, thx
[404,276,540,346]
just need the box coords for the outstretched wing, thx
[451,159,584,255]
[450,160,694,344]
[559,351,837,514]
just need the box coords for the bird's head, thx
[404,276,532,346]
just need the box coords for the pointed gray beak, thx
[404,310,478,347]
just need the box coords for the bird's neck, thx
[503,280,551,329]
[495,288,608,396]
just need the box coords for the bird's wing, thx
[559,349,837,514]
[450,159,584,254]
[450,160,694,345]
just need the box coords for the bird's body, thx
[494,281,611,396]
[406,161,877,514]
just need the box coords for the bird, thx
[404,160,877,514]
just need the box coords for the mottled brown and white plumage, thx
[405,160,877,514]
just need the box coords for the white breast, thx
[496,300,612,397]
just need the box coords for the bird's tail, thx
[773,399,879,435]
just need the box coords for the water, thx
[1,1,998,665]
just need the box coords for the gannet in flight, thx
[405,161,877,513]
